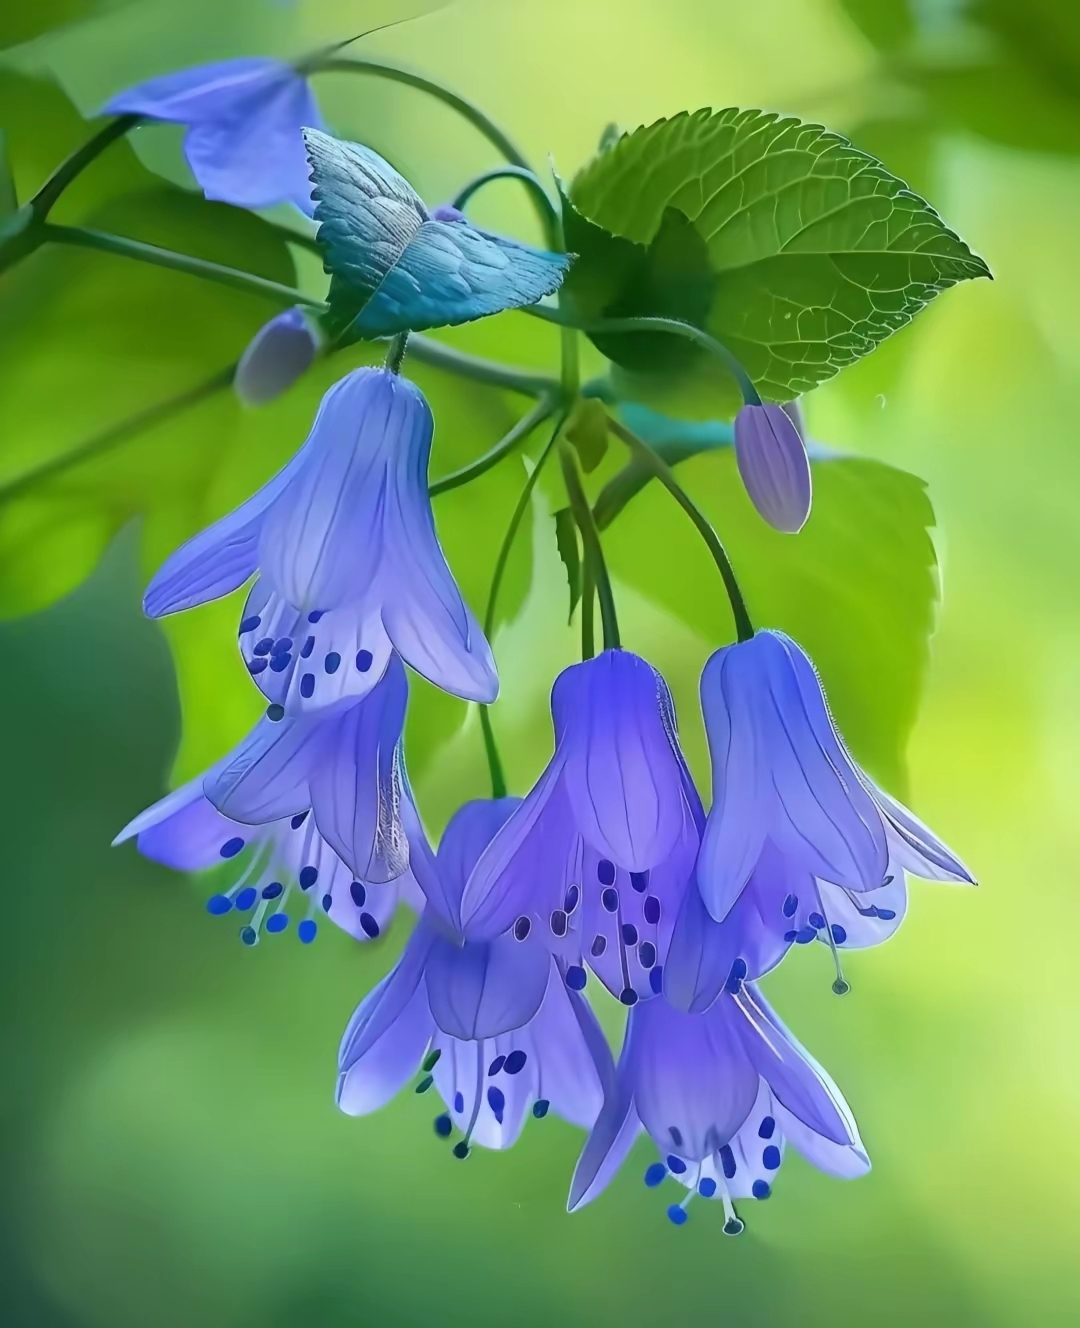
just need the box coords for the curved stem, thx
[559,442,619,651]
[522,305,761,405]
[429,396,554,497]
[580,558,595,661]
[30,114,141,218]
[606,415,753,642]
[42,223,327,310]
[0,365,236,504]
[452,166,560,249]
[479,706,507,801]
[407,335,558,398]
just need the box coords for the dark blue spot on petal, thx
[643,895,661,925]
[649,965,664,995]
[355,649,373,672]
[602,887,619,912]
[666,1155,687,1175]
[487,1086,505,1123]
[235,886,257,911]
[669,1126,683,1148]
[254,637,274,656]
[359,913,380,938]
[206,894,232,916]
[763,1145,781,1170]
[299,672,315,698]
[297,919,317,944]
[782,893,798,918]
[291,811,308,829]
[563,884,580,913]
[698,1177,717,1198]
[795,926,817,945]
[219,837,245,859]
[783,929,799,942]
[240,616,261,634]
[504,1050,527,1075]
[590,934,607,957]
[487,1055,506,1077]
[597,859,616,886]
[549,909,568,937]
[321,893,333,911]
[621,922,638,946]
[454,1092,464,1114]
[265,912,289,933]
[414,1075,434,1094]
[324,652,341,674]
[876,908,896,920]
[307,610,324,623]
[271,637,293,656]
[248,657,268,676]
[350,881,367,907]
[808,911,826,930]
[831,923,848,943]
[638,941,657,969]
[720,1145,737,1179]
[758,1115,776,1140]
[513,916,531,941]
[301,636,315,658]
[299,866,318,889]
[566,965,587,991]
[630,871,649,893]
[269,653,291,672]
[752,1180,771,1200]
[644,1162,667,1187]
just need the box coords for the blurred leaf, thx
[564,397,608,473]
[553,506,581,624]
[570,109,989,401]
[306,129,567,339]
[0,0,126,50]
[836,0,915,52]
[600,448,938,791]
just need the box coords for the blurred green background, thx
[2,0,1078,1324]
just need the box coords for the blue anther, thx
[219,836,245,859]
[667,1205,688,1226]
[602,887,619,912]
[620,988,638,1006]
[532,1099,549,1118]
[752,1180,771,1200]
[297,919,317,944]
[434,1114,452,1138]
[262,881,284,900]
[644,1162,667,1187]
[240,925,257,946]
[235,886,257,911]
[265,912,289,934]
[698,1177,717,1198]
[621,922,638,946]
[638,941,657,969]
[299,866,318,889]
[831,923,848,944]
[206,893,232,915]
[666,1155,687,1175]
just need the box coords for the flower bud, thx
[733,403,812,533]
[234,307,320,407]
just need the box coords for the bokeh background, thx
[2,0,1078,1324]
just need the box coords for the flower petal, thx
[204,711,324,824]
[567,1088,641,1212]
[733,402,812,533]
[554,651,688,870]
[818,874,908,949]
[425,931,551,1041]
[112,773,248,870]
[773,1099,870,1179]
[235,307,320,407]
[865,781,976,884]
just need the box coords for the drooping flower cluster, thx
[109,55,975,1239]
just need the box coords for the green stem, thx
[606,415,754,642]
[43,223,327,310]
[30,114,141,218]
[385,331,410,374]
[559,441,619,650]
[429,396,554,496]
[451,166,560,249]
[580,558,595,661]
[0,365,236,504]
[477,412,567,800]
[407,335,558,399]
[522,305,761,405]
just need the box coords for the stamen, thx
[721,1190,745,1236]
[644,1162,667,1187]
[434,1113,452,1137]
[816,895,850,995]
[531,1099,549,1118]
[266,704,285,722]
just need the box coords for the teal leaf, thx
[553,506,582,624]
[305,130,569,340]
[570,109,990,401]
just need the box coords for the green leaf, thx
[570,109,990,401]
[553,507,582,624]
[564,397,609,473]
[0,131,16,217]
[600,447,938,791]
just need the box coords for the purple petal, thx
[112,772,247,870]
[459,756,573,939]
[237,580,394,716]
[773,1100,870,1179]
[628,997,759,1162]
[818,874,908,949]
[733,984,859,1147]
[708,1080,786,1202]
[425,930,551,1040]
[435,798,522,913]
[567,1090,641,1212]
[864,781,976,884]
[399,790,459,934]
[204,711,324,825]
[305,657,410,883]
[733,402,812,533]
[697,644,769,920]
[106,59,321,213]
[553,651,689,870]
[235,307,320,407]
[337,927,436,1115]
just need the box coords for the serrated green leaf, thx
[571,108,989,401]
[600,447,937,791]
[553,507,582,624]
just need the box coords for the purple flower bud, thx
[235,307,320,407]
[733,403,812,533]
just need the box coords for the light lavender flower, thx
[144,367,497,711]
[459,650,702,1005]
[104,58,322,213]
[569,984,869,1231]
[695,630,974,930]
[338,800,613,1155]
[235,307,321,406]
[733,403,812,533]
[114,656,418,943]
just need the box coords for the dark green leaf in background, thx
[570,108,989,402]
[553,506,581,624]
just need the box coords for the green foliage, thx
[553,506,581,623]
[598,444,937,791]
[568,109,989,403]
[563,397,608,473]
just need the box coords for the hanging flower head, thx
[144,367,498,711]
[569,984,869,1232]
[459,650,701,1006]
[114,657,419,943]
[733,402,812,533]
[103,58,322,213]
[695,630,974,929]
[234,307,321,407]
[338,800,613,1156]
